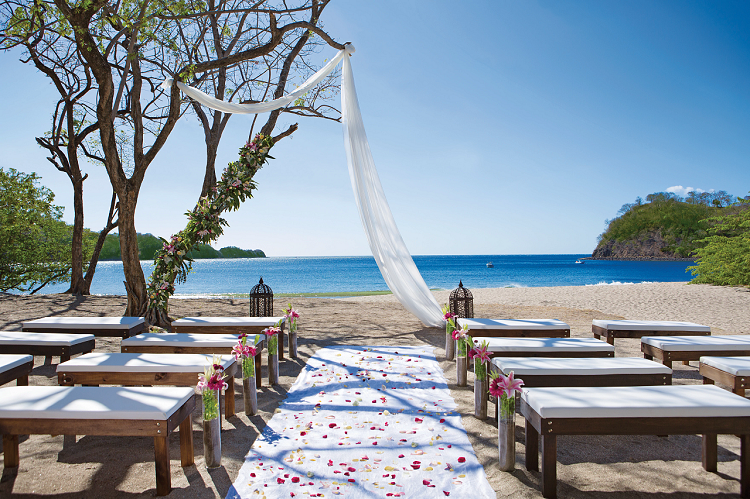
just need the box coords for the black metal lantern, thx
[449,281,473,318]
[249,277,274,317]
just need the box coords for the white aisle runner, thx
[227,345,495,498]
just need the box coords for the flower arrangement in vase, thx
[197,355,229,468]
[442,304,457,360]
[283,303,300,358]
[489,370,525,472]
[469,340,492,419]
[232,332,258,415]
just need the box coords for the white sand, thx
[349,282,750,334]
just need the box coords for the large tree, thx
[1,0,120,295]
[0,168,72,293]
[2,0,343,315]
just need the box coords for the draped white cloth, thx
[165,44,444,327]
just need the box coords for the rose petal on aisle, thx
[227,345,495,498]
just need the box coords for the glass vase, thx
[202,389,222,468]
[497,395,516,472]
[269,352,279,385]
[445,323,455,360]
[474,362,488,419]
[242,377,258,415]
[456,339,468,386]
[289,321,298,359]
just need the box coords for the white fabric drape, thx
[165,44,444,327]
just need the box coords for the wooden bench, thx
[479,337,614,358]
[0,331,96,363]
[701,356,750,397]
[458,318,570,339]
[593,319,711,346]
[22,316,147,339]
[520,385,750,498]
[642,335,750,368]
[121,333,265,387]
[57,353,238,418]
[171,316,287,359]
[0,385,195,496]
[0,354,33,386]
[491,356,672,388]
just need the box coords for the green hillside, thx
[594,191,735,259]
[99,233,265,261]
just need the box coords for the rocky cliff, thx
[591,230,694,261]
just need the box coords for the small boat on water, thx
[486,262,494,268]
[575,259,584,264]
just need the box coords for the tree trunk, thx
[200,141,218,199]
[119,194,147,316]
[82,193,119,294]
[67,176,86,295]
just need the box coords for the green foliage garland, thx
[146,134,274,313]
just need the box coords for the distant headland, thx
[100,233,265,261]
[590,190,737,261]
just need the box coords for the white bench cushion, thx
[492,356,671,376]
[0,386,194,420]
[457,318,568,330]
[0,354,33,372]
[122,332,263,348]
[172,316,285,327]
[700,356,750,376]
[22,317,145,329]
[593,319,710,332]
[481,337,614,353]
[0,331,95,346]
[57,353,235,373]
[642,335,750,351]
[522,385,750,419]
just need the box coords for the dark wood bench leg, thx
[2,434,19,467]
[662,359,672,369]
[703,376,714,385]
[737,388,747,397]
[541,433,557,499]
[225,378,235,419]
[702,434,717,472]
[525,418,538,472]
[605,336,614,346]
[179,414,194,467]
[644,353,653,360]
[17,375,28,386]
[742,434,750,498]
[154,435,171,496]
[255,352,262,389]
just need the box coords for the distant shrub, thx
[689,196,750,286]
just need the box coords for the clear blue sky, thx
[1,0,748,257]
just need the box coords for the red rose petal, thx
[277,478,285,484]
[291,477,300,483]
[458,457,466,463]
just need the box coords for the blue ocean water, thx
[34,255,695,296]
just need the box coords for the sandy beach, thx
[2,281,750,498]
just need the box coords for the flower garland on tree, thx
[145,134,274,326]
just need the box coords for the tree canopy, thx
[0,168,83,293]
[689,196,750,286]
